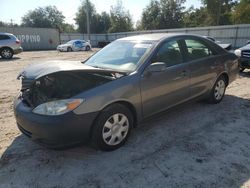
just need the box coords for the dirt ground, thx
[0,50,250,188]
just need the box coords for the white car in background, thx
[0,32,23,59]
[57,40,91,52]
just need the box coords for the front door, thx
[140,39,190,118]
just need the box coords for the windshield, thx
[85,40,154,72]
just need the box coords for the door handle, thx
[181,70,187,77]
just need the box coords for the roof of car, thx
[0,32,13,35]
[69,39,85,42]
[118,33,194,41]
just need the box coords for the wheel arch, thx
[99,100,138,127]
[217,72,229,86]
[0,46,14,53]
[89,100,138,139]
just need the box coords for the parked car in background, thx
[14,34,239,151]
[0,32,23,59]
[57,40,91,52]
[203,36,232,50]
[234,41,250,72]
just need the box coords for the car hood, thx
[239,44,250,50]
[17,60,126,80]
[58,44,71,48]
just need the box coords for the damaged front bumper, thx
[14,96,99,148]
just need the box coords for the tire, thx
[208,76,227,104]
[1,48,13,59]
[91,104,133,151]
[67,47,72,52]
[239,67,245,72]
[85,46,90,51]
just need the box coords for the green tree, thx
[139,0,185,30]
[75,0,111,33]
[0,21,7,27]
[201,0,238,25]
[140,0,161,30]
[233,0,250,24]
[61,23,75,33]
[159,0,186,28]
[108,0,133,33]
[75,0,96,33]
[183,6,208,27]
[95,12,111,33]
[21,6,65,29]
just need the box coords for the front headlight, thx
[234,49,242,57]
[32,99,83,116]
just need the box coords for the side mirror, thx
[146,62,166,73]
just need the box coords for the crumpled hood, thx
[17,60,99,80]
[17,60,127,80]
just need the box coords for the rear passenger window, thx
[153,40,183,67]
[185,39,214,61]
[0,35,11,40]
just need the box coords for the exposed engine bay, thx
[20,71,121,107]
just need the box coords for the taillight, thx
[16,40,20,44]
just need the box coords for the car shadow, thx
[239,70,250,78]
[0,57,21,62]
[1,95,250,187]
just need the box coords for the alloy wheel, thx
[1,49,12,59]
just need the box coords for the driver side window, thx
[153,40,183,67]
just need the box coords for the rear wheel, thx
[91,104,133,151]
[1,48,13,59]
[208,76,227,104]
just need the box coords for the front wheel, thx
[208,76,227,104]
[85,46,90,51]
[91,104,133,151]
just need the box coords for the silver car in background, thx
[234,41,250,72]
[0,32,23,59]
[14,33,239,151]
[57,40,91,52]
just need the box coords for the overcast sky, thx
[0,0,201,26]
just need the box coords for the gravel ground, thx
[0,50,250,188]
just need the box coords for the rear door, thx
[0,34,11,48]
[182,38,219,98]
[140,39,190,117]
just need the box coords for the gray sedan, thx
[14,33,239,151]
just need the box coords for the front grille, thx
[18,124,32,138]
[242,51,250,58]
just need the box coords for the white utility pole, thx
[86,0,90,41]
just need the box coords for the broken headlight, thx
[32,99,83,116]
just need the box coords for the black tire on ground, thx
[207,75,227,104]
[239,67,245,72]
[91,104,133,151]
[1,48,13,59]
[85,46,90,51]
[67,47,72,52]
